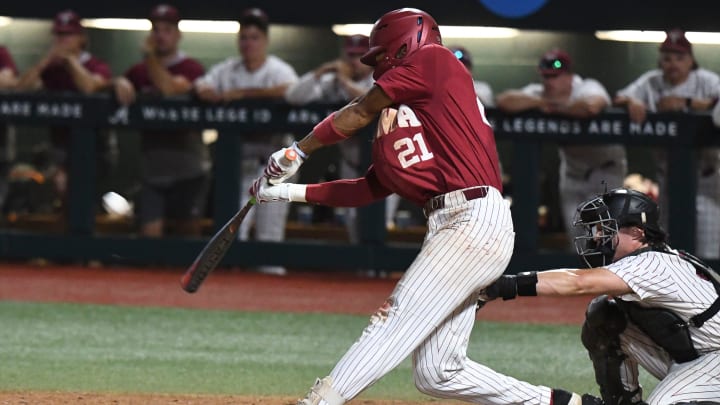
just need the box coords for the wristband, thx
[312,112,349,145]
[291,141,308,160]
[287,184,308,203]
[516,271,538,296]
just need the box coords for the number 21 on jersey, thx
[394,133,434,168]
[391,105,434,169]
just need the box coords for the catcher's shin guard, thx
[297,376,345,405]
[582,295,641,405]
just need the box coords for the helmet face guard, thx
[573,196,619,268]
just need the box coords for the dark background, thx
[0,0,714,32]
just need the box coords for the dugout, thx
[0,92,717,272]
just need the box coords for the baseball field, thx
[0,264,659,404]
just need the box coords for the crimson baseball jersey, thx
[124,54,204,94]
[0,46,17,74]
[124,53,208,183]
[307,44,502,206]
[41,52,111,91]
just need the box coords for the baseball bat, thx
[180,148,298,293]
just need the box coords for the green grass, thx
[0,301,657,400]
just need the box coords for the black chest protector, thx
[614,247,720,364]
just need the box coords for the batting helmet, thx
[573,188,666,268]
[360,8,442,79]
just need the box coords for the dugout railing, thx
[0,92,717,272]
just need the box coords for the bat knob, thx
[283,148,298,163]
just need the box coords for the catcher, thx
[482,188,720,405]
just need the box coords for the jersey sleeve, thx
[374,56,431,104]
[698,69,720,99]
[575,78,611,102]
[179,59,205,82]
[123,64,143,88]
[616,70,658,103]
[194,59,228,91]
[87,58,112,80]
[607,253,672,301]
[305,165,393,207]
[271,59,298,85]
[0,47,17,74]
[520,83,543,96]
[285,71,324,105]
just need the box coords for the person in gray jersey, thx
[482,188,720,405]
[615,29,720,259]
[497,49,626,249]
[195,7,298,275]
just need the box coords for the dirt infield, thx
[0,391,437,404]
[0,263,592,404]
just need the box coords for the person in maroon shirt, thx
[250,8,595,405]
[0,46,17,89]
[113,4,209,238]
[16,10,112,212]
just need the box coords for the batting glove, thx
[264,142,306,185]
[250,177,307,204]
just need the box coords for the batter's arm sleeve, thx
[305,166,392,207]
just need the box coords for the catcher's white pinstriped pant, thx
[326,187,555,404]
[618,323,720,404]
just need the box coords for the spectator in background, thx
[285,34,401,242]
[113,4,209,237]
[497,49,626,248]
[16,10,113,211]
[0,46,18,209]
[195,7,297,275]
[0,47,17,89]
[615,29,720,259]
[447,45,494,107]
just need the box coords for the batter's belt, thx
[423,186,489,217]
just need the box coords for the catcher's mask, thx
[573,188,663,268]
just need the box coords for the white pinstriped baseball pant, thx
[326,186,554,404]
[618,322,720,404]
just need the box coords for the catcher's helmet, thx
[360,8,442,79]
[573,188,665,268]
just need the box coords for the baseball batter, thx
[615,29,720,259]
[194,8,298,275]
[497,49,626,249]
[251,8,592,405]
[483,188,720,405]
